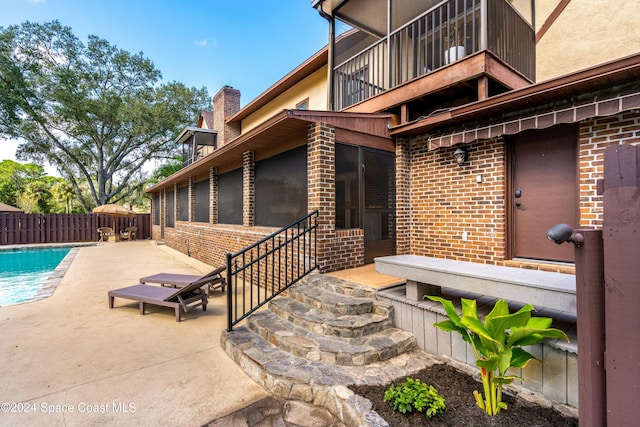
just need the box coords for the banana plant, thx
[426,296,569,416]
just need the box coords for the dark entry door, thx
[511,124,577,262]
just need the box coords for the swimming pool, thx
[0,247,73,306]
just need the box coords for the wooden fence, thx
[0,213,150,245]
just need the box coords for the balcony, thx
[328,0,535,113]
[176,127,217,167]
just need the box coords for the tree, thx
[148,156,184,185]
[0,21,210,210]
[50,180,76,213]
[18,180,52,213]
[0,159,47,207]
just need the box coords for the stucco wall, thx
[536,0,640,81]
[241,66,328,133]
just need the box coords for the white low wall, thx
[377,284,579,408]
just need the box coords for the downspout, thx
[314,1,335,111]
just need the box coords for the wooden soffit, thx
[390,53,640,150]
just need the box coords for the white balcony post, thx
[480,0,488,50]
[386,0,393,90]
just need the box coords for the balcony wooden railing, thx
[333,0,535,110]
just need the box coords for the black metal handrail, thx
[226,211,318,331]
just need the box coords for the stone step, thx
[288,282,374,316]
[269,297,393,338]
[301,274,378,300]
[248,311,416,366]
[221,326,436,392]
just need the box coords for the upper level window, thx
[296,98,309,110]
[179,128,217,167]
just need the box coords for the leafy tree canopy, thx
[0,21,210,210]
[0,159,46,207]
[0,159,80,213]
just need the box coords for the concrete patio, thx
[0,241,269,426]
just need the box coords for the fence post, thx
[573,230,605,427]
[602,144,640,425]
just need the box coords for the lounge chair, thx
[139,266,226,294]
[108,273,216,322]
[120,226,137,241]
[97,227,114,242]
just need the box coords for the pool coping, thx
[0,242,97,306]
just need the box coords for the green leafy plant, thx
[383,377,445,419]
[426,296,569,416]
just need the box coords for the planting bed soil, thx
[351,363,578,426]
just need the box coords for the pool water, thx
[0,247,71,306]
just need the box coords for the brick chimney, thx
[212,86,241,147]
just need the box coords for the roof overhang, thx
[313,0,441,38]
[146,109,393,192]
[174,127,217,144]
[390,53,640,148]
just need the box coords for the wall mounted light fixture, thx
[546,223,584,247]
[453,146,468,166]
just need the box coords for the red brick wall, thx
[578,111,640,228]
[151,121,365,274]
[401,110,640,272]
[243,151,255,227]
[396,137,411,255]
[407,137,506,264]
[213,86,241,146]
[307,123,364,272]
[160,222,277,268]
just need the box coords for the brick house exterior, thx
[141,1,640,411]
[147,1,640,277]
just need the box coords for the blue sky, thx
[0,0,335,166]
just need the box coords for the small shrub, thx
[383,377,445,418]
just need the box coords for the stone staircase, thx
[221,272,436,426]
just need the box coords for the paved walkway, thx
[0,241,269,426]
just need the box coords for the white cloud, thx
[0,138,60,177]
[193,38,208,48]
[0,139,19,161]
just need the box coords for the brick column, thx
[243,151,255,227]
[307,123,335,272]
[395,137,411,255]
[188,176,195,222]
[210,166,218,225]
